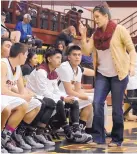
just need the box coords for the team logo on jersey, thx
[6,80,17,86]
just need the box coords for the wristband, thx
[60,96,64,101]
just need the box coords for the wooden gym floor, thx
[29,107,137,153]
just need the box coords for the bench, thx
[124,94,137,117]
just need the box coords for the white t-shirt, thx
[127,57,137,90]
[56,61,82,94]
[97,49,117,77]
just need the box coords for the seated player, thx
[1,95,27,153]
[1,40,56,147]
[1,43,43,151]
[56,45,94,132]
[26,47,93,143]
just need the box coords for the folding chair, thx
[123,93,137,119]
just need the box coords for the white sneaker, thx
[12,132,31,150]
[34,134,55,146]
[24,136,44,149]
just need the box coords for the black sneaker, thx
[79,124,93,143]
[63,125,74,141]
[72,124,82,138]
[24,128,44,149]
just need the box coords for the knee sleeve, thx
[56,100,64,108]
[31,99,55,126]
[56,100,66,117]
[71,100,79,108]
[42,97,56,109]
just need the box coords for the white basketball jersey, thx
[1,58,21,89]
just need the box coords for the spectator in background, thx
[71,7,77,12]
[81,55,94,87]
[57,42,65,52]
[70,7,78,27]
[15,13,32,42]
[50,11,58,31]
[56,26,76,48]
[15,10,23,21]
[77,9,83,19]
[22,51,38,76]
[65,7,80,32]
[15,1,27,21]
[15,14,43,48]
[81,55,93,69]
[56,42,68,62]
[40,9,49,29]
[15,1,37,22]
[66,7,78,24]
[1,12,21,42]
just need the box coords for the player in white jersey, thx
[56,45,94,131]
[26,48,94,143]
[1,95,28,153]
[1,43,43,153]
[1,38,28,153]
[1,39,55,149]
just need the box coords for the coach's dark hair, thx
[93,5,111,20]
[45,47,62,63]
[66,45,81,55]
[1,38,11,46]
[9,43,28,57]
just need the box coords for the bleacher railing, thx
[2,1,95,35]
[118,11,137,37]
